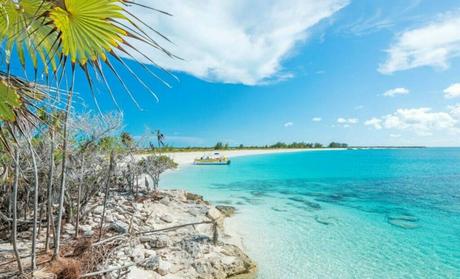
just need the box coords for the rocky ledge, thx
[68,189,255,279]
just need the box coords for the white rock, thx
[157,260,172,276]
[207,207,222,220]
[160,214,174,223]
[140,255,159,270]
[105,214,114,223]
[131,247,145,262]
[110,221,129,233]
[93,206,104,215]
[79,225,93,236]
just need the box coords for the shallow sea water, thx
[161,148,460,278]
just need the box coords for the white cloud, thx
[449,104,460,118]
[390,134,401,138]
[337,118,358,124]
[337,117,358,128]
[127,0,349,85]
[383,87,410,97]
[444,83,460,99]
[365,118,383,129]
[284,122,294,127]
[379,12,460,74]
[312,117,322,122]
[365,107,459,136]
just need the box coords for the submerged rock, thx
[314,215,338,226]
[216,205,236,217]
[288,196,322,210]
[387,214,419,229]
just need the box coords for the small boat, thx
[194,152,231,165]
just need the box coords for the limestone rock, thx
[79,225,93,236]
[207,207,222,221]
[157,260,172,276]
[110,220,129,233]
[140,255,159,270]
[150,235,169,249]
[160,214,174,223]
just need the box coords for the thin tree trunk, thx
[27,136,39,270]
[38,198,44,234]
[24,189,29,221]
[99,151,115,241]
[45,129,55,252]
[12,149,23,274]
[54,86,74,260]
[74,157,84,239]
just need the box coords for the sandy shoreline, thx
[158,148,342,166]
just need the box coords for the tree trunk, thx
[12,149,23,274]
[99,151,115,241]
[74,157,85,239]
[45,129,55,252]
[27,136,39,270]
[54,88,74,260]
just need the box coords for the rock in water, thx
[216,205,236,217]
[186,192,204,202]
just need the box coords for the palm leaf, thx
[0,0,57,75]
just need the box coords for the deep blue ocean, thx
[161,148,460,278]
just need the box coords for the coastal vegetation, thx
[142,141,348,153]
[0,0,199,278]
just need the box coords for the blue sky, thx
[73,0,460,147]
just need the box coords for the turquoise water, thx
[161,149,460,278]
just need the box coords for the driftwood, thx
[79,258,146,278]
[92,220,215,247]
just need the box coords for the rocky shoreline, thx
[0,189,256,279]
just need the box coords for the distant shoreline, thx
[140,146,428,166]
[157,148,343,166]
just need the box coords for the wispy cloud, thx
[337,118,358,124]
[284,122,294,127]
[379,12,460,74]
[127,0,349,85]
[444,83,460,99]
[312,117,322,122]
[365,107,459,136]
[383,87,410,97]
[337,117,358,128]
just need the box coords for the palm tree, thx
[157,130,165,148]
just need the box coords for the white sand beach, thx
[160,148,341,166]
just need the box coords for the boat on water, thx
[194,152,231,165]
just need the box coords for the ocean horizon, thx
[162,148,460,278]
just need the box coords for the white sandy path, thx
[158,148,341,166]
